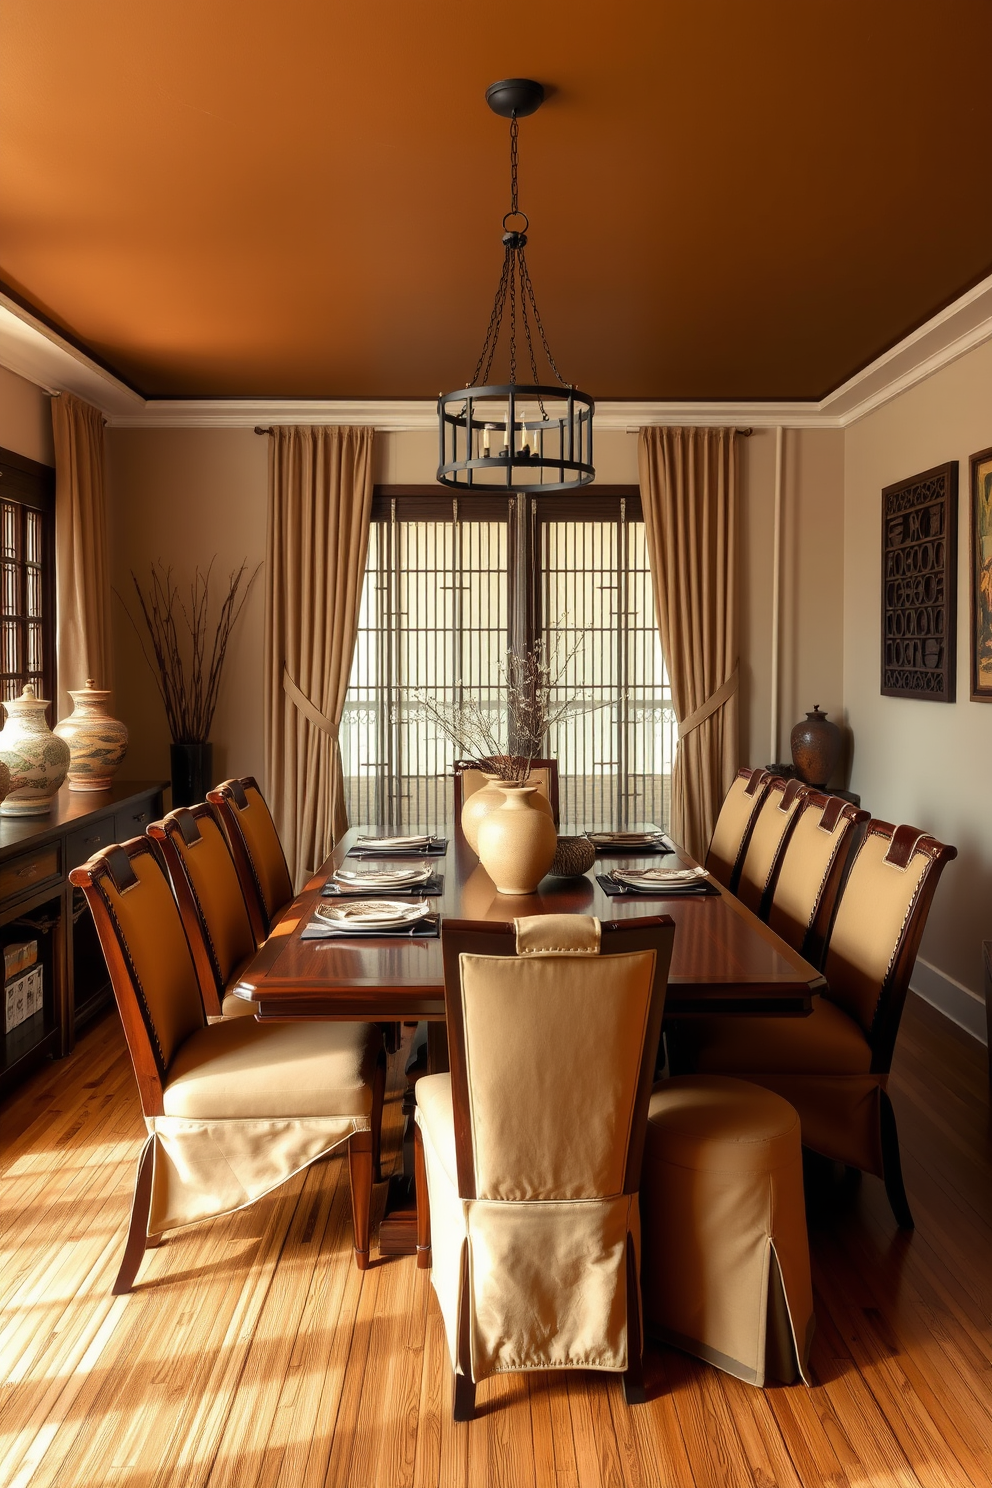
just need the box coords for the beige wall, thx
[844,338,992,1001]
[0,365,55,466]
[107,421,845,801]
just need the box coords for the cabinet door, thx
[66,818,117,873]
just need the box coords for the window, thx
[342,487,675,831]
[0,448,56,712]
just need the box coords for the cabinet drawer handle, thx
[84,834,103,844]
[133,813,148,824]
[16,864,40,878]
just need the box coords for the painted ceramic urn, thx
[54,680,129,791]
[477,784,558,895]
[790,705,842,789]
[0,684,71,815]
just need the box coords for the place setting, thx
[585,829,679,857]
[322,863,444,898]
[345,832,448,860]
[301,897,439,940]
[596,864,720,898]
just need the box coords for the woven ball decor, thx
[548,835,596,879]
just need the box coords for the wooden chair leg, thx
[453,1371,476,1422]
[622,1233,647,1404]
[113,1137,156,1295]
[414,1123,431,1269]
[349,1130,374,1269]
[880,1090,914,1230]
[452,1246,476,1421]
[371,1047,387,1184]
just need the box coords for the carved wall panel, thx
[881,462,957,701]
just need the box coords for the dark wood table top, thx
[234,828,825,1021]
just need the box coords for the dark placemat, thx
[321,875,444,898]
[301,916,440,940]
[588,833,678,857]
[346,840,447,859]
[596,873,721,898]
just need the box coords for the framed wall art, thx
[880,462,957,702]
[969,446,992,701]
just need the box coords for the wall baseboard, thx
[910,957,987,1045]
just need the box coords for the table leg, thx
[379,1021,448,1256]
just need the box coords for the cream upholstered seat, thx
[207,776,295,938]
[704,767,774,890]
[148,804,260,1019]
[415,912,675,1420]
[688,821,957,1227]
[69,837,385,1291]
[735,777,811,915]
[641,1074,814,1387]
[765,792,869,966]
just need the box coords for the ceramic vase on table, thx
[477,784,558,895]
[461,772,555,854]
[0,684,71,816]
[54,680,128,791]
[790,705,842,789]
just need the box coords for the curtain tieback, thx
[677,669,739,740]
[283,668,338,739]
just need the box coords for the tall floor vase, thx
[170,741,213,808]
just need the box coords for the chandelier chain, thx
[470,249,510,388]
[510,113,519,214]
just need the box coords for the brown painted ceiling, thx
[1,1,991,402]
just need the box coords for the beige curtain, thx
[264,426,373,886]
[52,392,112,718]
[638,427,739,861]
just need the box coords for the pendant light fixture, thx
[437,78,595,493]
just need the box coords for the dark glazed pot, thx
[790,706,841,789]
[170,741,214,808]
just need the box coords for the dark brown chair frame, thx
[761,792,870,966]
[207,775,293,940]
[70,836,383,1290]
[416,914,675,1420]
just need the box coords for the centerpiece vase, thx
[461,773,554,855]
[477,784,558,895]
[0,684,71,816]
[54,680,128,791]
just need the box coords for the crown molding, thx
[4,270,992,431]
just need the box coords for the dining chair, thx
[765,792,870,966]
[147,804,259,1018]
[414,911,675,1420]
[704,767,775,891]
[686,821,957,1227]
[734,777,811,915]
[453,757,560,827]
[70,836,386,1290]
[207,776,294,937]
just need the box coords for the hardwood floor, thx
[2,996,990,1488]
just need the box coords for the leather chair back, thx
[207,776,294,936]
[148,804,258,1016]
[735,777,811,915]
[823,821,957,1069]
[704,767,773,890]
[69,838,206,1114]
[767,793,869,965]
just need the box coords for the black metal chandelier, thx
[437,78,595,493]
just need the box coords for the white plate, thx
[587,831,665,845]
[611,866,708,887]
[333,864,431,887]
[354,834,435,849]
[315,898,431,929]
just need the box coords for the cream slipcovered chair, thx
[641,1074,814,1386]
[414,912,675,1420]
[704,767,774,890]
[70,837,386,1291]
[207,776,294,938]
[148,804,260,1019]
[764,792,869,966]
[734,777,811,915]
[688,821,957,1227]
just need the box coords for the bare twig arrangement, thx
[116,559,258,743]
[411,634,595,782]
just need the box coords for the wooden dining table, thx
[234,826,824,1253]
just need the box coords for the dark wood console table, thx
[0,779,166,1098]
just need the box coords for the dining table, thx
[233,825,825,1254]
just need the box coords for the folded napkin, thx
[596,870,720,898]
[301,916,439,940]
[322,875,444,898]
[346,839,447,859]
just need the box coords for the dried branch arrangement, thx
[116,559,258,743]
[411,635,595,781]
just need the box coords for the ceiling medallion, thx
[437,78,595,494]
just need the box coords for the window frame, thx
[0,445,57,719]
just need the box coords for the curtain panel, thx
[51,392,112,718]
[264,426,373,887]
[638,427,739,861]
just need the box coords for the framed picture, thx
[880,462,957,702]
[969,446,992,701]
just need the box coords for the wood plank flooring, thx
[2,996,991,1488]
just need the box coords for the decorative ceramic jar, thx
[790,705,842,789]
[548,835,597,879]
[461,772,554,855]
[0,758,10,811]
[54,680,128,791]
[0,684,71,816]
[477,784,558,894]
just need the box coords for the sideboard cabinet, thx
[0,780,166,1098]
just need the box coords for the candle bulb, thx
[482,425,491,455]
[503,412,510,449]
